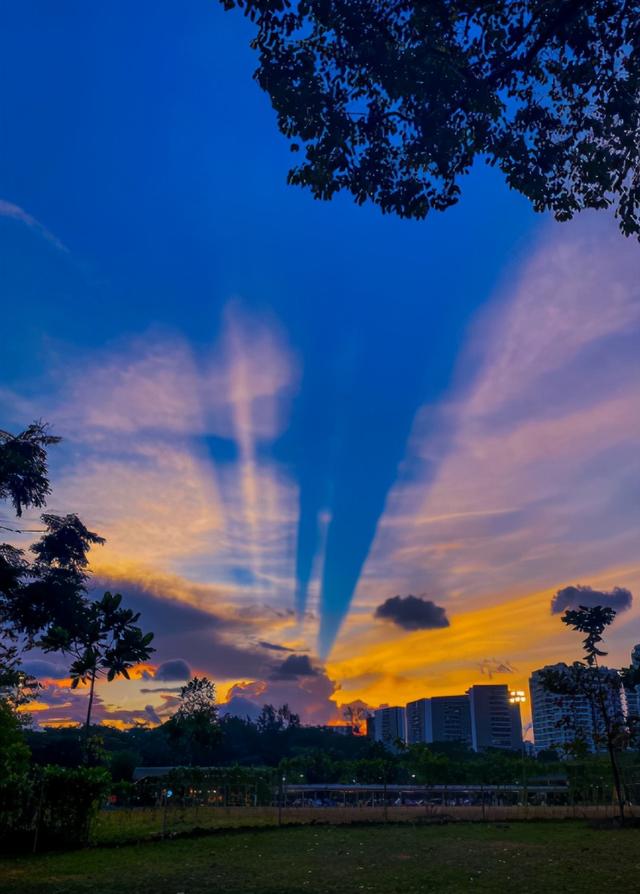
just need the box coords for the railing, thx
[92,781,640,846]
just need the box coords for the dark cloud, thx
[258,641,297,653]
[153,659,192,681]
[271,654,317,680]
[31,683,163,729]
[224,669,339,725]
[90,578,228,635]
[157,692,182,712]
[25,572,345,729]
[374,595,450,631]
[144,704,162,725]
[220,696,263,722]
[91,576,278,679]
[479,658,516,679]
[225,680,266,702]
[21,659,68,679]
[551,584,633,615]
[36,683,86,709]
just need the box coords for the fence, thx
[92,781,640,846]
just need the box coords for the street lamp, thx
[509,691,528,802]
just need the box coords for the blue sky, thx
[2,2,639,727]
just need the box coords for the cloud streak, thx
[324,216,640,713]
[352,216,640,618]
[0,199,68,252]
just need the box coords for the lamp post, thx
[277,775,286,826]
[509,690,527,807]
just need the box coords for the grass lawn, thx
[2,821,639,894]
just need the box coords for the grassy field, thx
[91,803,631,846]
[2,821,640,894]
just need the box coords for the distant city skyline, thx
[369,644,640,755]
[375,685,521,752]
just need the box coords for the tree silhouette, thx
[0,642,39,717]
[0,422,154,748]
[0,426,88,716]
[221,1,640,237]
[166,677,221,764]
[257,703,301,732]
[541,605,630,823]
[0,422,60,519]
[1,513,104,654]
[1,425,104,659]
[40,591,154,745]
[343,703,367,735]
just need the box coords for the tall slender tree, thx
[541,605,630,823]
[40,591,154,745]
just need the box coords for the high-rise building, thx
[467,684,522,752]
[530,663,625,755]
[365,714,375,739]
[371,706,406,746]
[405,696,471,746]
[405,699,427,744]
[623,645,640,721]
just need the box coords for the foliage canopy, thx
[221,0,640,236]
[0,423,60,518]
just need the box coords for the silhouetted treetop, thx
[220,0,640,236]
[0,423,61,517]
[30,514,104,574]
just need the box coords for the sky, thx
[1,1,640,733]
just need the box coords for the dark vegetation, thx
[221,1,640,238]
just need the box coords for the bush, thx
[110,779,135,805]
[0,699,32,842]
[110,748,140,782]
[36,765,111,848]
[0,763,110,852]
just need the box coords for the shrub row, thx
[0,764,111,852]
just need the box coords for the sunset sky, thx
[2,1,640,734]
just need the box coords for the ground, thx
[2,822,639,894]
